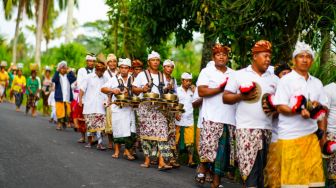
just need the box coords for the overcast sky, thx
[0,0,109,50]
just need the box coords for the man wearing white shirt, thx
[103,53,118,149]
[175,72,196,167]
[162,59,179,168]
[223,40,277,187]
[274,41,327,187]
[325,82,336,184]
[101,58,136,160]
[132,51,172,170]
[79,59,108,150]
[52,61,76,131]
[196,44,235,188]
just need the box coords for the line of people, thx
[2,39,336,188]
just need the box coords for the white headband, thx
[147,51,160,60]
[181,72,192,79]
[86,55,96,61]
[163,59,175,67]
[57,61,67,70]
[292,41,314,59]
[106,54,117,62]
[45,65,51,71]
[118,58,131,67]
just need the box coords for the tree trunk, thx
[35,0,44,68]
[200,31,216,69]
[65,0,74,43]
[12,0,24,64]
[320,28,331,66]
[113,14,119,54]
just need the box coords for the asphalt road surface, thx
[0,102,240,188]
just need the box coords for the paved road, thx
[0,102,240,188]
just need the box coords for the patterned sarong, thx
[236,128,271,180]
[327,132,336,180]
[105,106,112,134]
[136,103,168,141]
[199,120,224,163]
[213,124,230,176]
[84,113,106,133]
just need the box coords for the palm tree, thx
[2,0,33,64]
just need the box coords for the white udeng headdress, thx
[106,54,117,62]
[292,41,314,59]
[86,54,97,61]
[163,59,175,67]
[181,72,192,79]
[57,61,67,70]
[118,58,132,67]
[147,51,160,60]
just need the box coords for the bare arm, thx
[222,91,242,104]
[198,85,221,97]
[192,98,203,108]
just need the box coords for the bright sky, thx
[0,0,109,50]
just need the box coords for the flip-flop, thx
[124,154,135,161]
[158,165,172,171]
[195,173,205,184]
[112,154,119,159]
[140,163,150,168]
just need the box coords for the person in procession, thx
[101,58,136,159]
[273,41,328,187]
[132,51,173,170]
[52,61,76,130]
[223,40,277,187]
[79,57,108,150]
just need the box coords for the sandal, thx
[170,161,180,168]
[97,144,107,151]
[112,153,119,159]
[158,164,172,171]
[77,138,85,143]
[195,173,205,184]
[205,172,213,183]
[84,144,92,148]
[123,154,135,161]
[140,163,150,168]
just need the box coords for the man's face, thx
[86,60,95,69]
[59,67,67,75]
[107,59,117,70]
[133,67,143,77]
[253,52,271,73]
[163,65,174,75]
[95,63,106,77]
[293,52,313,73]
[119,65,130,77]
[213,52,229,67]
[148,58,160,70]
[182,79,192,89]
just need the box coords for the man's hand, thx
[240,88,258,101]
[190,85,196,93]
[112,88,121,95]
[175,114,181,121]
[142,84,150,93]
[301,109,310,119]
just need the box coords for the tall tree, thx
[34,0,44,68]
[2,0,33,64]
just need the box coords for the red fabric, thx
[291,95,306,113]
[239,82,256,94]
[326,141,336,155]
[71,100,83,119]
[219,77,229,91]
